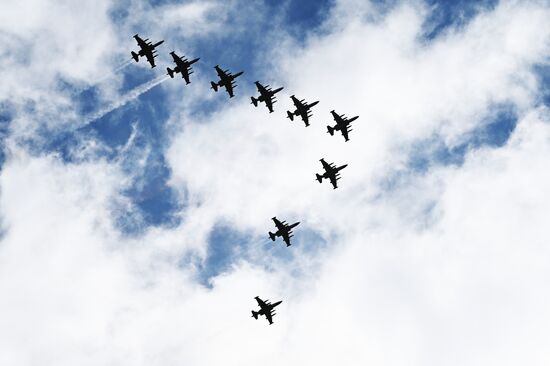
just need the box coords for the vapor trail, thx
[73,59,134,94]
[79,74,169,128]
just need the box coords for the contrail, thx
[72,59,134,94]
[78,74,169,128]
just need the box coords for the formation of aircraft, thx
[251,81,284,113]
[327,110,359,142]
[316,158,348,189]
[286,95,319,127]
[167,51,199,84]
[131,34,164,68]
[210,65,244,98]
[269,217,300,247]
[251,296,282,325]
[128,35,362,325]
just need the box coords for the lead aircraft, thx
[131,34,164,68]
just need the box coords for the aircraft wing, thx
[145,51,156,68]
[320,159,332,172]
[291,95,303,108]
[281,231,291,246]
[255,296,268,310]
[331,110,343,124]
[215,66,228,79]
[298,109,310,125]
[255,82,268,94]
[134,34,147,49]
[265,311,274,324]
[341,125,350,141]
[223,82,235,98]
[329,174,339,189]
[264,96,275,113]
[272,217,285,231]
[170,52,181,63]
[181,67,191,83]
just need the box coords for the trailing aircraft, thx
[210,65,244,98]
[166,51,199,84]
[327,110,359,142]
[316,158,348,189]
[251,296,282,325]
[251,81,283,113]
[269,217,300,247]
[131,34,164,68]
[286,95,319,127]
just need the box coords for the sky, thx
[0,0,550,365]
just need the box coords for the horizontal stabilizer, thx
[269,232,276,241]
[287,111,294,121]
[327,125,334,135]
[131,51,139,62]
[251,97,258,106]
[167,67,174,78]
[316,174,323,183]
[251,311,259,319]
[210,82,218,92]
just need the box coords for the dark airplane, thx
[210,65,244,98]
[316,158,348,189]
[327,110,359,142]
[131,34,164,68]
[252,296,282,325]
[166,51,200,84]
[269,217,300,247]
[251,81,284,113]
[287,95,319,127]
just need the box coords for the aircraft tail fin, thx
[251,96,258,107]
[327,125,334,135]
[316,174,323,183]
[131,51,139,62]
[286,111,294,121]
[166,67,174,78]
[251,311,259,320]
[269,232,276,241]
[210,82,218,92]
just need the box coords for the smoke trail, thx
[79,74,169,128]
[74,59,134,94]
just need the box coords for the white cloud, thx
[1,0,550,365]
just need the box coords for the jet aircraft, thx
[316,158,348,189]
[131,34,164,68]
[251,81,283,113]
[286,95,319,127]
[269,217,300,247]
[327,110,359,142]
[251,296,282,325]
[166,51,200,84]
[210,65,244,98]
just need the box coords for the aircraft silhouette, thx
[327,110,359,142]
[287,95,319,126]
[167,51,199,84]
[269,217,300,247]
[251,81,284,113]
[131,34,164,68]
[316,158,348,189]
[252,296,282,325]
[210,65,244,98]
